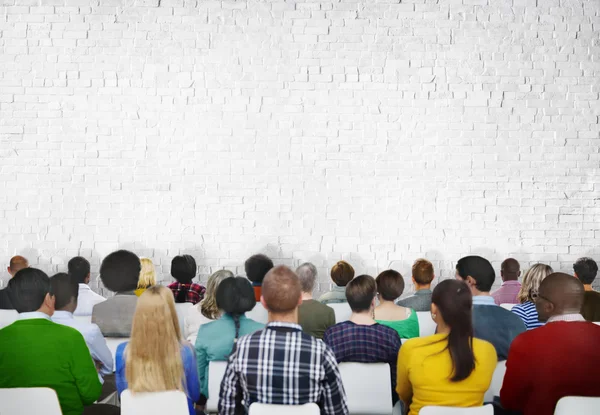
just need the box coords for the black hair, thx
[99,250,141,293]
[51,273,79,310]
[216,277,256,352]
[431,279,475,382]
[573,258,598,285]
[171,255,197,302]
[345,275,377,312]
[456,256,495,292]
[68,256,91,284]
[7,268,51,313]
[244,254,274,285]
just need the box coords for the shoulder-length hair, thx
[137,258,157,289]
[517,263,553,303]
[199,270,234,320]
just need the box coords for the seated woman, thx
[184,269,234,343]
[318,260,355,304]
[512,263,553,330]
[168,255,206,305]
[374,270,419,339]
[396,279,497,415]
[115,286,200,415]
[195,277,264,401]
[134,258,156,297]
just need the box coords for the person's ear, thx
[297,294,303,306]
[85,273,91,284]
[431,303,439,323]
[44,293,56,314]
[7,267,11,276]
[466,276,477,288]
[371,296,377,309]
[411,276,416,285]
[260,295,268,310]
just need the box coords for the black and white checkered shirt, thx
[218,322,349,415]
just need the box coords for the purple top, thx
[491,280,521,305]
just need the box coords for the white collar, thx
[19,311,51,321]
[52,310,74,320]
[79,284,92,291]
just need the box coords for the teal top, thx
[195,313,264,397]
[376,308,420,339]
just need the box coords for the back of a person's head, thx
[216,276,256,316]
[412,258,434,285]
[171,255,197,284]
[9,255,29,276]
[262,265,301,313]
[7,268,51,313]
[99,250,141,293]
[51,273,79,311]
[517,263,553,303]
[245,254,274,284]
[573,257,598,285]
[68,256,91,284]
[431,279,475,382]
[138,258,157,289]
[296,262,318,294]
[376,270,405,301]
[500,258,520,280]
[127,285,184,392]
[537,272,585,321]
[456,256,495,292]
[330,260,355,287]
[200,269,234,319]
[345,274,377,312]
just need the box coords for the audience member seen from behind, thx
[134,257,156,297]
[245,253,274,301]
[396,258,434,312]
[69,256,106,316]
[297,262,336,339]
[374,270,419,339]
[0,268,102,415]
[323,275,401,406]
[511,263,553,330]
[168,255,206,305]
[491,258,521,305]
[455,256,525,360]
[116,286,200,415]
[0,255,29,309]
[219,265,349,415]
[396,279,497,415]
[92,250,141,337]
[573,257,600,322]
[195,277,264,402]
[500,273,600,415]
[184,270,233,343]
[319,260,355,304]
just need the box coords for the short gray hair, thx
[296,262,318,293]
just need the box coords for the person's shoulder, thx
[585,290,600,300]
[166,281,178,289]
[472,337,498,356]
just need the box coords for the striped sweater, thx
[512,301,544,330]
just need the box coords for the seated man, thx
[69,256,106,316]
[396,258,434,312]
[0,255,29,309]
[573,257,600,321]
[500,273,600,415]
[219,265,348,415]
[92,250,141,337]
[456,256,525,360]
[324,275,401,404]
[0,268,102,415]
[491,258,521,305]
[297,262,336,339]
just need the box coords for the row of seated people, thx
[1,250,600,415]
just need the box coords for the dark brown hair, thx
[331,261,355,287]
[412,258,434,285]
[345,275,377,312]
[376,270,405,301]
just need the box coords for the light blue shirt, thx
[19,311,51,320]
[51,310,114,376]
[472,295,497,306]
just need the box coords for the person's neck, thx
[584,284,594,292]
[268,309,298,325]
[301,292,313,301]
[436,320,451,335]
[377,298,396,308]
[502,277,518,283]
[414,283,431,291]
[472,288,490,297]
[350,310,376,325]
[36,306,53,317]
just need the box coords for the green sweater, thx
[0,318,102,415]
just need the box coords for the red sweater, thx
[500,321,600,415]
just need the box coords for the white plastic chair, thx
[246,302,269,324]
[328,303,352,323]
[554,396,600,415]
[74,315,92,324]
[0,387,62,415]
[417,311,437,337]
[175,302,193,333]
[206,361,228,412]
[483,360,507,402]
[0,309,18,329]
[121,389,188,415]
[500,304,515,311]
[420,404,494,414]
[338,362,393,415]
[249,403,320,415]
[105,337,128,361]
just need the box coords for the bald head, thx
[536,272,584,322]
[8,256,29,277]
[501,258,520,282]
[261,265,302,314]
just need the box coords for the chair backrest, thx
[249,403,320,415]
[174,302,193,333]
[105,337,128,362]
[328,303,352,323]
[246,302,269,324]
[0,309,18,329]
[206,361,228,412]
[121,389,188,415]
[338,362,393,415]
[420,404,494,414]
[416,311,437,337]
[0,387,62,415]
[74,315,92,324]
[500,304,515,311]
[483,360,507,402]
[554,396,600,415]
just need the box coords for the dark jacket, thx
[473,303,526,360]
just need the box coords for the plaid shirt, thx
[167,282,206,305]
[218,322,349,415]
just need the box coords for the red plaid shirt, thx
[167,282,206,305]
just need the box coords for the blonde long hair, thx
[126,286,184,392]
[137,258,157,289]
[517,263,554,303]
[199,270,234,319]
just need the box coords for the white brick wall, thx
[1,0,599,294]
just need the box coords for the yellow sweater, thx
[396,333,497,415]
